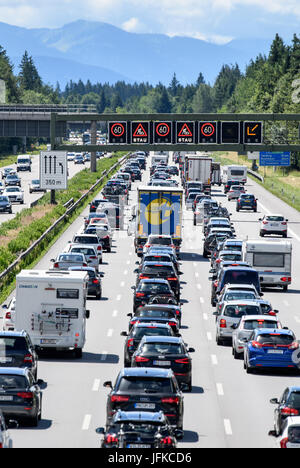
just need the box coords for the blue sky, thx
[0,0,298,44]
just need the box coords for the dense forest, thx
[0,33,299,154]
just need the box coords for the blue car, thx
[236,194,257,212]
[244,328,299,374]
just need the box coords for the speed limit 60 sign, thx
[199,122,217,144]
[108,122,128,144]
[154,122,172,144]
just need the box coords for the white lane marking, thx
[211,355,218,365]
[92,379,101,392]
[126,260,131,265]
[224,419,233,436]
[116,294,122,301]
[124,270,128,275]
[195,272,199,278]
[101,351,108,361]
[120,281,125,287]
[207,332,212,341]
[295,316,300,324]
[193,262,197,267]
[200,297,205,304]
[283,300,290,307]
[203,313,208,321]
[216,383,224,396]
[107,329,114,337]
[197,284,202,290]
[82,414,91,431]
[112,310,118,317]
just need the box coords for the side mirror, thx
[268,430,278,438]
[270,398,279,405]
[127,313,133,318]
[120,331,128,337]
[131,286,136,290]
[103,381,112,388]
[188,347,195,353]
[96,427,105,435]
[86,310,90,319]
[231,324,238,330]
[50,259,55,262]
[7,419,19,429]
[174,429,184,440]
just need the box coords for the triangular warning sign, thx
[178,123,193,137]
[133,123,148,137]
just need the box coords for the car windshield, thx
[32,180,39,184]
[145,256,171,263]
[141,343,183,355]
[288,392,300,408]
[113,422,163,433]
[243,320,278,330]
[136,310,173,319]
[6,187,20,192]
[139,283,171,293]
[0,374,27,389]
[0,197,9,202]
[58,254,84,262]
[220,254,242,262]
[241,195,254,200]
[149,238,172,246]
[0,337,28,352]
[143,266,175,275]
[74,236,98,244]
[224,305,260,317]
[288,426,300,443]
[256,333,294,346]
[223,244,243,251]
[224,292,256,301]
[223,270,258,285]
[132,327,171,339]
[71,248,95,256]
[118,376,173,393]
[265,216,284,222]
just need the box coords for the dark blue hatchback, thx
[236,194,257,212]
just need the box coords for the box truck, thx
[184,154,213,193]
[15,270,89,357]
[134,186,183,257]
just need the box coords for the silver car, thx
[66,244,100,272]
[227,185,246,201]
[215,300,263,345]
[231,315,282,359]
[50,253,88,270]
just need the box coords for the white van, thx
[15,270,89,357]
[244,240,292,290]
[16,155,31,172]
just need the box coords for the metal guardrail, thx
[0,154,129,286]
[0,104,97,114]
[247,169,264,183]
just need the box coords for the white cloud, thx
[122,17,144,33]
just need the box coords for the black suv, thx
[203,233,232,258]
[121,322,175,367]
[270,386,300,436]
[0,331,38,380]
[132,279,176,312]
[96,410,182,448]
[103,367,184,429]
[135,262,181,301]
[131,304,182,329]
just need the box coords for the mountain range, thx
[0,20,275,88]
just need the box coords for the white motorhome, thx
[244,240,292,290]
[150,151,169,166]
[222,165,247,184]
[15,270,89,357]
[16,154,31,172]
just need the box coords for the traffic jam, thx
[0,149,299,449]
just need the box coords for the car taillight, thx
[162,436,173,446]
[167,277,177,281]
[102,236,110,240]
[280,437,289,449]
[262,221,268,225]
[288,342,299,350]
[5,312,11,319]
[127,338,134,348]
[220,319,226,328]
[136,292,145,297]
[145,244,150,248]
[281,407,299,416]
[83,263,87,267]
[161,397,179,404]
[97,245,102,251]
[251,341,263,349]
[214,281,219,288]
[281,222,287,225]
[281,277,291,282]
[23,354,33,363]
[175,310,180,316]
[17,392,33,399]
[90,256,97,259]
[93,279,99,284]
[54,263,59,268]
[106,434,118,444]
[168,321,176,327]
[139,275,149,280]
[110,395,130,403]
[135,356,150,362]
[216,259,221,264]
[175,358,189,364]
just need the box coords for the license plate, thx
[270,223,279,227]
[153,360,171,366]
[134,403,155,409]
[127,444,151,448]
[40,339,57,345]
[267,350,284,354]
[0,357,12,363]
[0,396,13,401]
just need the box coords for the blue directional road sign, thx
[259,151,291,167]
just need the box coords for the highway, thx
[2,159,300,448]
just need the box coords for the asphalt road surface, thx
[3,163,300,448]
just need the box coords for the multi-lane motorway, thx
[2,158,300,448]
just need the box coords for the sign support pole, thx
[90,120,97,173]
[50,113,56,205]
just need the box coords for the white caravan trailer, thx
[15,270,89,357]
[244,240,292,290]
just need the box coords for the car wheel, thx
[216,335,223,346]
[74,348,83,359]
[283,285,288,291]
[233,348,241,360]
[28,412,39,427]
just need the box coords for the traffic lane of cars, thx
[197,184,300,447]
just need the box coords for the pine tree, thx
[19,51,42,92]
